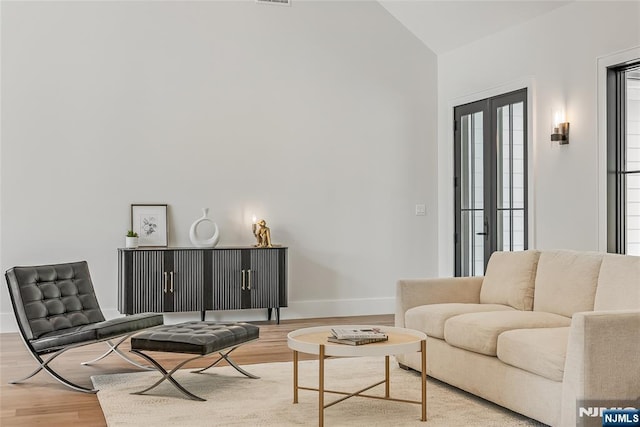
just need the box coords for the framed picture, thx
[131,204,168,247]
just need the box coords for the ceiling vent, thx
[256,0,291,6]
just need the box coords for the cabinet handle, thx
[247,270,252,290]
[169,271,174,293]
[163,272,168,293]
[241,269,246,290]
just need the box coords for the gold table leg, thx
[293,350,299,404]
[421,339,427,421]
[319,344,325,427]
[385,355,390,398]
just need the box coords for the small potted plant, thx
[126,230,139,248]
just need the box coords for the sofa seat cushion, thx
[497,327,569,382]
[405,303,516,339]
[444,311,571,356]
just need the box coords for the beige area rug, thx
[92,357,544,426]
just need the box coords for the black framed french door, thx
[607,61,640,255]
[454,88,528,276]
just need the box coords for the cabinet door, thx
[171,251,204,312]
[249,249,280,309]
[211,249,243,310]
[130,250,165,313]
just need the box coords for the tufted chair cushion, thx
[6,261,105,340]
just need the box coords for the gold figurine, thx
[252,219,273,248]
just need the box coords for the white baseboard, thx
[0,297,395,333]
[282,297,395,320]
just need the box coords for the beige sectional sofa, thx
[395,250,640,426]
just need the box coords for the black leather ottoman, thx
[130,321,260,401]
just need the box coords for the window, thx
[608,61,640,255]
[454,89,528,276]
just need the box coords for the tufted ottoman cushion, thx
[131,322,259,355]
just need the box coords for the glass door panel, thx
[460,112,485,276]
[626,74,640,255]
[496,101,526,251]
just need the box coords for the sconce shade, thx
[551,122,570,144]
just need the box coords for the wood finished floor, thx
[0,314,393,427]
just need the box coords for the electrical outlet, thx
[415,204,426,216]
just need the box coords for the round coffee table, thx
[287,325,427,426]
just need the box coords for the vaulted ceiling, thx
[378,1,573,54]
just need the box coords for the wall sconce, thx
[551,109,570,145]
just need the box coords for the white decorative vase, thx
[125,236,139,248]
[189,208,220,248]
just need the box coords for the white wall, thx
[437,1,640,275]
[0,1,438,331]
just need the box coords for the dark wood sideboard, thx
[117,247,287,323]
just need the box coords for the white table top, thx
[287,325,426,357]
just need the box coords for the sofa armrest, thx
[560,309,640,427]
[395,276,483,328]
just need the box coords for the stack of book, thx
[328,327,388,346]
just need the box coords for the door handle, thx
[169,271,174,293]
[247,270,252,290]
[477,216,489,238]
[163,272,168,293]
[241,269,246,290]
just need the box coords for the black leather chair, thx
[5,260,164,393]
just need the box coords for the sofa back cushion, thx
[534,250,603,317]
[594,253,640,311]
[480,250,540,310]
